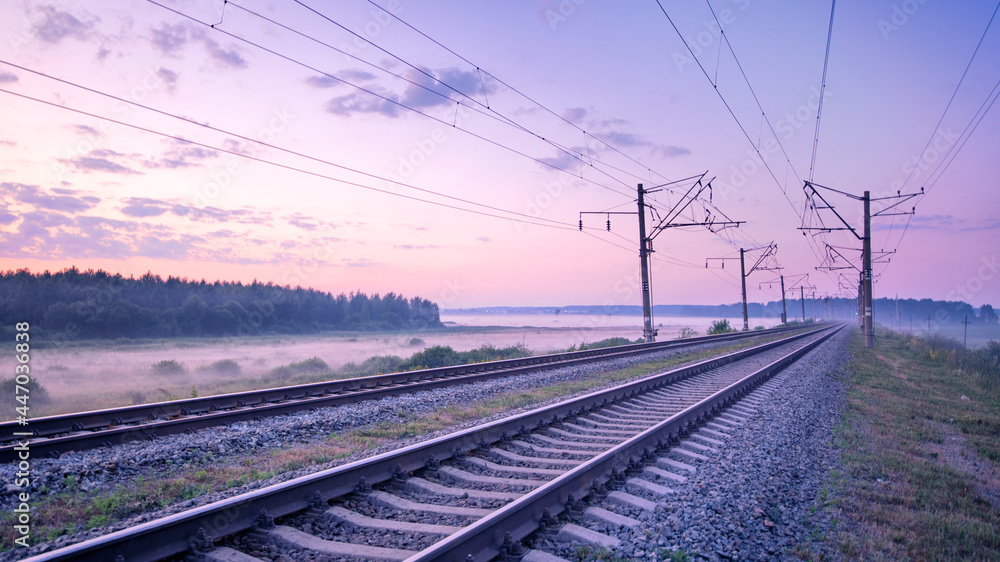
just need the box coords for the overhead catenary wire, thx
[235,1,650,194]
[898,0,1000,192]
[0,59,579,230]
[282,0,662,194]
[652,0,805,224]
[0,86,589,232]
[364,0,678,187]
[652,0,829,286]
[145,0,638,198]
[808,0,836,183]
[703,0,805,188]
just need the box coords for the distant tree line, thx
[450,297,998,325]
[0,267,442,342]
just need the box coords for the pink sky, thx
[1,0,998,309]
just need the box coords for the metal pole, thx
[637,184,655,343]
[801,286,806,322]
[863,191,874,347]
[740,248,749,331]
[858,273,864,329]
[963,315,969,349]
[780,275,787,324]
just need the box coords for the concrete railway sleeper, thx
[21,323,843,562]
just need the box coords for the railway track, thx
[0,326,804,461]
[22,323,843,561]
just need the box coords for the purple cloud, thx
[306,69,376,89]
[322,66,492,118]
[289,219,318,231]
[1,182,99,213]
[69,156,140,175]
[0,72,18,83]
[121,197,170,218]
[34,6,95,44]
[150,23,189,55]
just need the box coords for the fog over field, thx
[12,314,783,418]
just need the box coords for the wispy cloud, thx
[323,66,494,118]
[149,23,248,69]
[0,182,100,213]
[394,244,441,250]
[0,72,18,83]
[33,6,96,45]
[60,149,142,175]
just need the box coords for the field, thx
[5,314,781,418]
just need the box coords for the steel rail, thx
[0,325,805,461]
[407,323,844,561]
[20,324,836,562]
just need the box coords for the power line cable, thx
[703,0,804,187]
[808,0,837,182]
[652,0,804,223]
[0,86,587,232]
[285,0,657,193]
[899,0,1000,192]
[0,58,580,230]
[363,0,679,185]
[146,0,636,198]
[236,1,650,192]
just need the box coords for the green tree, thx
[979,304,998,324]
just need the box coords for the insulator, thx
[606,219,611,231]
[578,219,582,231]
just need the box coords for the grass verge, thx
[1,330,797,550]
[826,329,1000,560]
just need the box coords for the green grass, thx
[826,329,1000,560]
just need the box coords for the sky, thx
[0,0,998,310]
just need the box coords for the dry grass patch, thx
[827,330,1000,560]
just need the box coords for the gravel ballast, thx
[535,326,851,561]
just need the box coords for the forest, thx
[0,267,442,342]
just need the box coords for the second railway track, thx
[20,323,845,561]
[0,326,803,461]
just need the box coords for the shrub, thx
[151,359,186,375]
[208,359,241,375]
[266,357,330,381]
[1,377,51,405]
[462,343,532,363]
[572,337,641,351]
[675,327,699,339]
[398,345,461,370]
[707,319,736,335]
[407,337,425,346]
[754,325,765,331]
[341,355,404,377]
[125,389,147,405]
